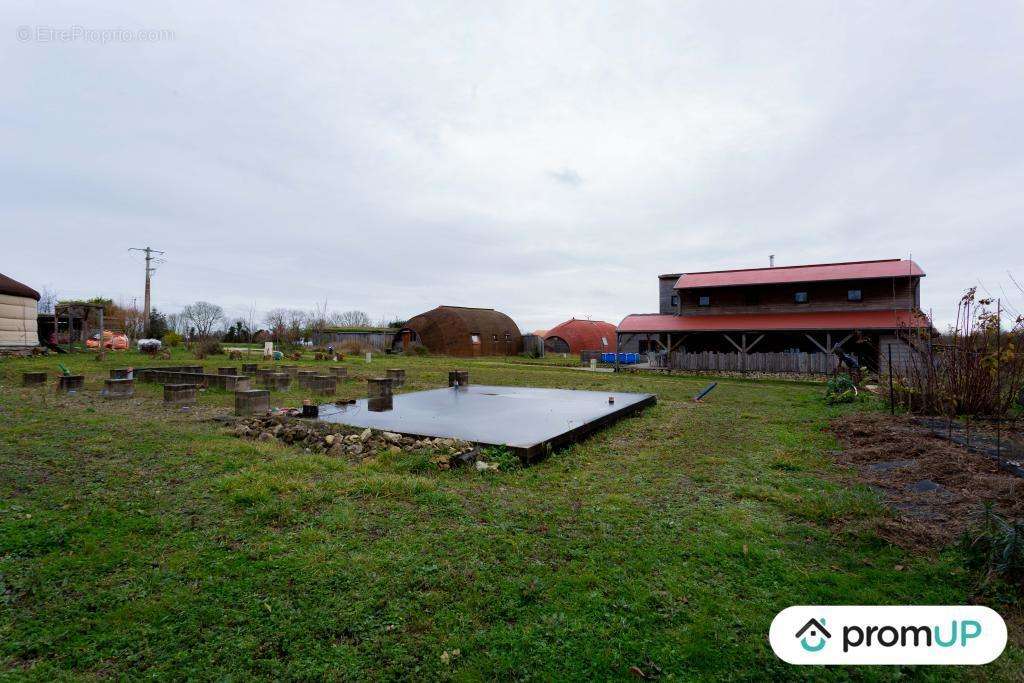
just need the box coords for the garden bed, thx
[831,412,1024,551]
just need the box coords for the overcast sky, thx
[3,1,1022,330]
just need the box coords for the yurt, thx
[0,272,40,350]
[544,318,617,354]
[394,305,523,357]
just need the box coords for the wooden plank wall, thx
[314,331,395,351]
[652,350,839,374]
[877,335,916,374]
[677,278,917,316]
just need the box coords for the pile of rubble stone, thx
[229,415,476,468]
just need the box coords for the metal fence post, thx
[887,343,895,415]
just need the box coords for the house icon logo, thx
[795,618,831,652]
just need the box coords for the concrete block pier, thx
[57,375,85,393]
[164,384,196,405]
[103,378,135,399]
[235,389,270,416]
[21,372,47,387]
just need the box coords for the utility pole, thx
[129,246,164,336]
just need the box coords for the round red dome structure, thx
[543,318,617,354]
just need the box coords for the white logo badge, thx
[770,606,1007,665]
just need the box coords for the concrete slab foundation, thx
[318,385,656,461]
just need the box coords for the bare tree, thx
[307,299,331,344]
[245,303,259,345]
[182,301,225,339]
[120,300,146,339]
[37,286,58,314]
[331,309,372,328]
[264,308,306,346]
[286,308,308,344]
[165,312,187,335]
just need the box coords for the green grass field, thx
[1,349,1020,680]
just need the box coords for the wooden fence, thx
[652,350,839,374]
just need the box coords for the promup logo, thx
[795,618,831,652]
[770,606,1006,665]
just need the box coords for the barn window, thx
[470,334,480,344]
[670,294,679,307]
[698,295,710,307]
[601,336,608,347]
[492,334,498,342]
[848,289,862,302]
[794,291,809,304]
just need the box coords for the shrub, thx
[893,288,1024,416]
[162,331,182,347]
[193,338,223,359]
[961,504,1024,586]
[825,374,858,404]
[339,340,373,355]
[410,343,429,356]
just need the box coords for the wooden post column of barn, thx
[722,333,764,372]
[803,332,853,354]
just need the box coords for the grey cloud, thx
[548,168,583,187]
[1,1,1022,331]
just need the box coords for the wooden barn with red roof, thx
[543,318,617,354]
[618,259,928,371]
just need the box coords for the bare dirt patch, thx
[830,412,1024,551]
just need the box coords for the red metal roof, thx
[618,310,928,333]
[544,319,617,353]
[674,259,924,289]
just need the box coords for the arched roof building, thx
[544,318,617,354]
[0,273,40,350]
[394,306,523,357]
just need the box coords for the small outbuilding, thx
[0,273,40,351]
[394,306,523,357]
[544,318,617,354]
[311,327,398,351]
